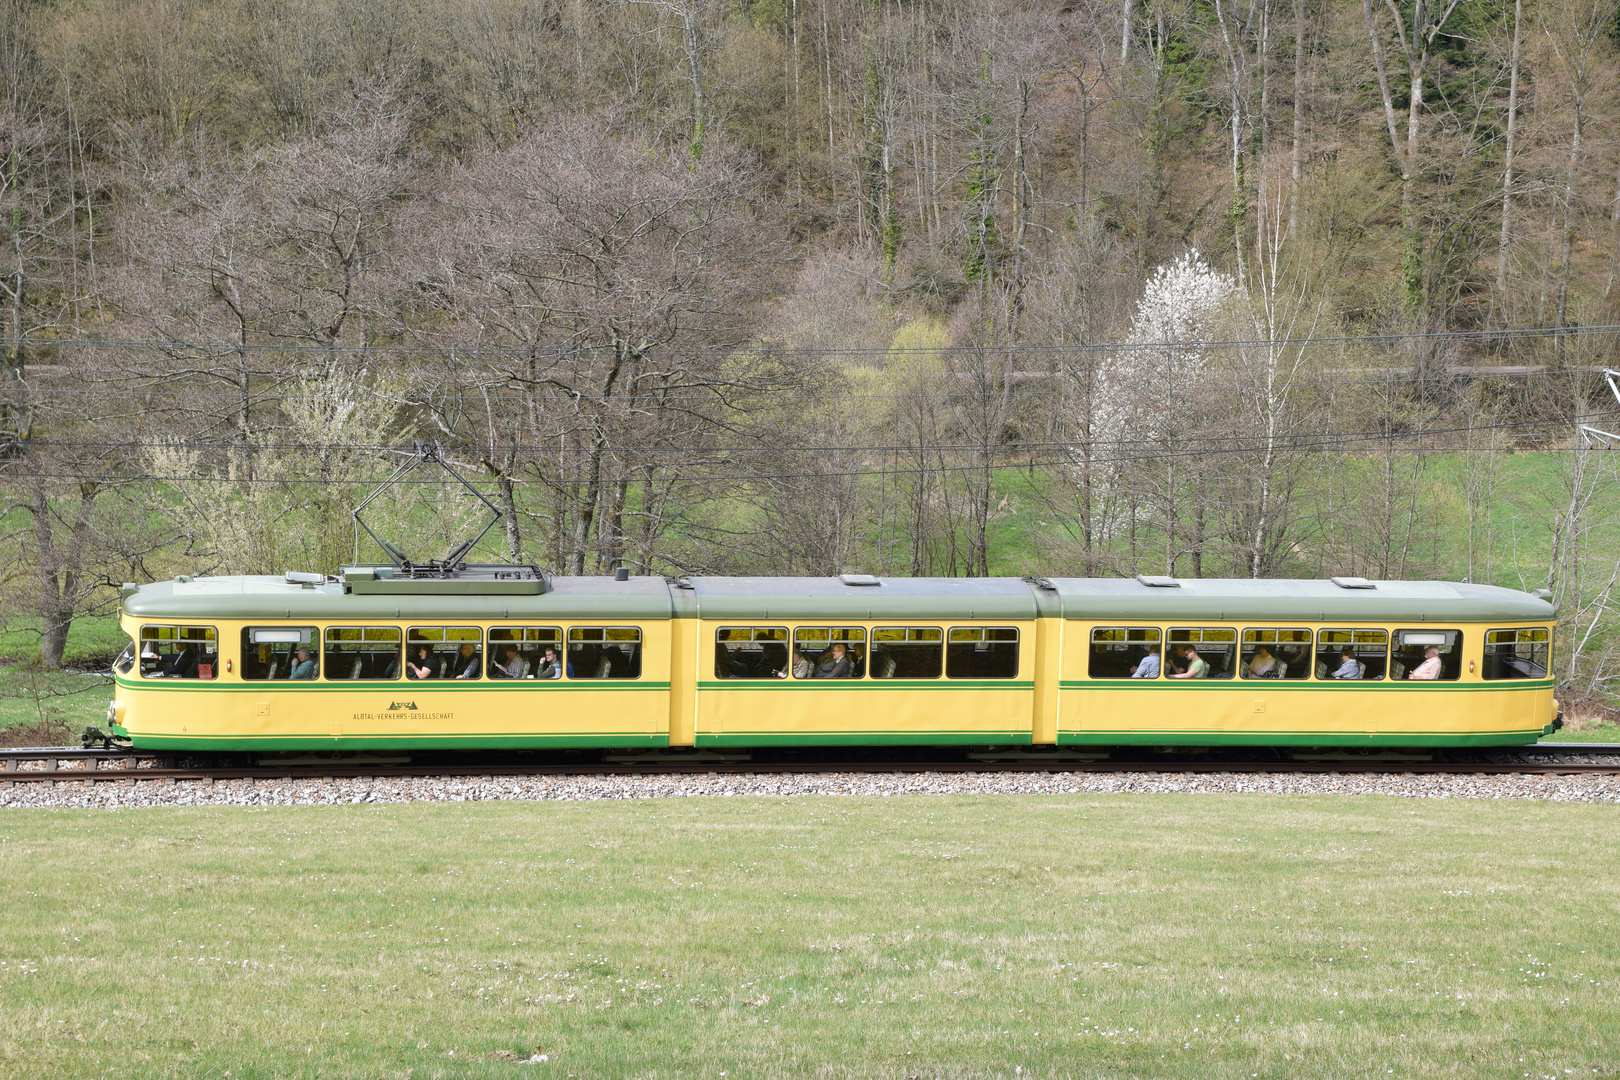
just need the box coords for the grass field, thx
[2,794,1617,1078]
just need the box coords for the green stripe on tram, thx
[128,733,670,750]
[695,731,1034,747]
[116,678,670,693]
[1056,730,1546,747]
[1057,680,1555,692]
[695,680,1035,691]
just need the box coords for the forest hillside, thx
[5,0,1620,701]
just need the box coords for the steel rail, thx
[2,746,1619,784]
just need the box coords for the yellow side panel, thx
[1030,616,1062,745]
[668,617,698,747]
[116,617,673,747]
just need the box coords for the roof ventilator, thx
[285,571,324,587]
[1134,574,1180,588]
[1330,576,1376,589]
[614,567,630,582]
[1024,575,1057,591]
[839,573,881,586]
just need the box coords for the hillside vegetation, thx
[4,0,1620,697]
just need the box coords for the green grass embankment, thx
[1,795,1616,1078]
[0,616,120,741]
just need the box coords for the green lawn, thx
[0,665,111,742]
[1542,720,1620,744]
[2,795,1617,1078]
[0,615,127,668]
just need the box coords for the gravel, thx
[5,767,1620,809]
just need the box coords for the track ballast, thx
[4,743,1618,785]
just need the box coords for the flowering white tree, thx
[1078,251,1238,573]
[1094,250,1239,442]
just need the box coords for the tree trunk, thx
[1496,0,1521,304]
[1290,0,1305,230]
[1555,80,1585,364]
[569,432,606,576]
[31,478,100,670]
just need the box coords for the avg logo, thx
[387,701,419,711]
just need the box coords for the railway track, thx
[3,743,1618,785]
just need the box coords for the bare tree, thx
[1361,0,1465,311]
[113,85,415,480]
[1540,0,1619,363]
[419,115,783,575]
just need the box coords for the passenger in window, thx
[1331,648,1361,680]
[1130,650,1159,678]
[161,645,199,678]
[453,643,480,679]
[775,649,810,679]
[1166,645,1206,679]
[496,645,524,679]
[815,642,854,679]
[1408,646,1442,680]
[407,646,435,680]
[535,647,561,680]
[289,647,316,680]
[1247,646,1277,678]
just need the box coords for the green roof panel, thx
[682,577,1039,621]
[1043,577,1554,623]
[119,574,1554,626]
[122,575,674,622]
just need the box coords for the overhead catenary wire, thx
[0,362,1596,402]
[4,320,1620,356]
[0,405,1611,457]
[1,409,1609,486]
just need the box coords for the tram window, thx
[1315,629,1387,681]
[489,627,563,679]
[323,626,401,680]
[946,627,1019,679]
[140,625,219,680]
[791,627,866,679]
[715,627,789,679]
[240,626,318,680]
[871,627,944,679]
[114,638,136,676]
[1392,629,1463,681]
[1241,629,1311,679]
[1483,628,1550,680]
[568,626,642,679]
[406,626,483,680]
[1166,628,1235,679]
[1089,627,1161,679]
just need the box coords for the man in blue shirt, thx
[1131,649,1160,678]
[1331,647,1360,679]
[289,647,317,680]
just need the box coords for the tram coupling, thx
[80,726,131,751]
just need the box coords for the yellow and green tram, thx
[108,568,1560,751]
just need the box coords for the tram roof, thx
[1042,577,1555,623]
[680,577,1039,620]
[121,574,677,621]
[119,573,1554,624]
